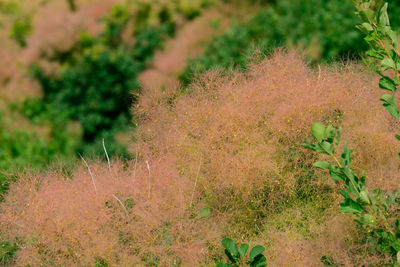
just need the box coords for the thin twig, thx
[79,154,97,194]
[102,138,111,173]
[112,194,128,215]
[190,157,202,207]
[146,160,151,199]
[318,65,321,80]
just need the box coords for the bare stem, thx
[146,160,151,199]
[102,138,111,173]
[190,157,202,207]
[79,154,97,194]
[112,194,128,215]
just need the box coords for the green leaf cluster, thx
[303,123,400,262]
[217,238,267,267]
[353,0,400,120]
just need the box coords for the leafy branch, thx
[352,1,400,122]
[303,124,400,260]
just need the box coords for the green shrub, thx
[31,4,170,156]
[9,15,32,47]
[181,0,400,84]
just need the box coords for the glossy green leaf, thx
[383,103,399,119]
[313,161,332,170]
[249,245,265,262]
[340,198,363,215]
[381,58,396,71]
[222,238,239,258]
[379,76,397,91]
[250,255,267,267]
[311,123,325,142]
[395,134,400,141]
[239,243,249,258]
[380,94,397,106]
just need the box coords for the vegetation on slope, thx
[2,51,398,265]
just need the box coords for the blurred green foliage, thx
[181,0,400,84]
[0,112,70,172]
[10,15,32,47]
[128,0,214,28]
[30,4,171,156]
[1,1,32,47]
[0,109,76,202]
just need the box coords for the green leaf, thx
[387,29,398,47]
[313,161,332,170]
[379,76,397,91]
[397,251,400,264]
[250,255,267,267]
[355,214,376,226]
[311,123,325,142]
[325,124,336,143]
[301,143,316,151]
[339,189,350,198]
[340,198,363,215]
[216,263,231,267]
[381,58,396,71]
[366,50,384,59]
[343,166,359,193]
[222,238,239,259]
[378,3,390,26]
[340,141,352,166]
[197,207,211,219]
[362,22,374,32]
[356,22,373,33]
[383,103,399,119]
[335,127,342,146]
[330,170,345,181]
[359,190,370,204]
[249,245,265,262]
[239,243,249,258]
[359,8,375,23]
[380,94,397,106]
[395,134,400,141]
[318,141,334,155]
